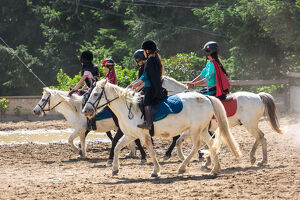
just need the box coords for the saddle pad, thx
[152,95,183,122]
[212,95,237,119]
[95,107,112,121]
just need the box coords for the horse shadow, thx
[91,174,218,185]
[90,164,287,185]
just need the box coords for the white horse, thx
[82,79,241,176]
[32,88,146,161]
[162,76,283,166]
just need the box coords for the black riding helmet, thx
[141,39,158,51]
[133,49,146,61]
[80,50,93,63]
[202,41,219,53]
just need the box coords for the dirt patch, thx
[0,114,299,199]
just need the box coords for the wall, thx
[0,96,59,116]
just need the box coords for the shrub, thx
[0,98,10,115]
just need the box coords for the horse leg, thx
[176,132,190,161]
[201,128,220,175]
[257,129,267,166]
[178,130,201,174]
[245,124,267,166]
[125,142,136,158]
[135,139,147,163]
[79,131,87,158]
[163,135,180,161]
[112,135,134,176]
[68,130,81,155]
[250,140,259,165]
[108,128,123,165]
[106,131,114,142]
[142,134,160,177]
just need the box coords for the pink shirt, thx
[83,71,94,79]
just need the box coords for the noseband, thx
[38,93,63,115]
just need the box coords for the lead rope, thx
[0,36,47,87]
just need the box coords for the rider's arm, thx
[73,75,87,90]
[135,82,145,92]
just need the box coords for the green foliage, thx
[114,65,138,87]
[54,65,137,90]
[53,69,81,91]
[0,98,9,114]
[163,52,206,81]
[1,0,300,96]
[256,84,285,94]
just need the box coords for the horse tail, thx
[258,92,283,134]
[206,96,242,158]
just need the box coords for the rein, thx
[38,93,64,115]
[86,86,119,114]
[87,85,135,119]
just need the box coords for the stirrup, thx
[137,121,152,130]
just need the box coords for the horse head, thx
[82,79,109,118]
[33,87,65,116]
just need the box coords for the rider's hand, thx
[187,82,194,89]
[68,89,76,97]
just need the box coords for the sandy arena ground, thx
[0,114,299,199]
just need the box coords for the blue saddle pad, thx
[152,95,183,122]
[95,107,112,121]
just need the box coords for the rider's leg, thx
[137,105,152,130]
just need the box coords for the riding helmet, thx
[141,39,158,51]
[101,58,115,67]
[133,49,146,61]
[202,41,219,53]
[80,50,93,62]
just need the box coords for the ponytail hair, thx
[154,52,164,79]
[211,52,228,76]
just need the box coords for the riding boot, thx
[137,106,152,130]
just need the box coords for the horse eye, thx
[94,93,99,97]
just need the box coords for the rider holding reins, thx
[131,40,168,130]
[187,41,230,100]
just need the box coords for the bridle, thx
[86,85,119,114]
[37,93,64,115]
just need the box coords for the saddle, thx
[151,95,183,121]
[95,107,112,121]
[212,94,237,119]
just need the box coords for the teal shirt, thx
[138,72,151,88]
[200,60,216,86]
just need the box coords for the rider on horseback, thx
[131,40,168,130]
[68,50,99,130]
[102,58,117,85]
[187,41,230,100]
[129,49,147,89]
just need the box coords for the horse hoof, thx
[250,157,256,165]
[112,170,119,176]
[107,159,113,166]
[140,159,147,164]
[125,153,137,159]
[178,168,186,174]
[163,155,171,161]
[150,173,159,178]
[79,150,83,156]
[201,165,209,171]
[210,170,219,176]
[257,161,266,166]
